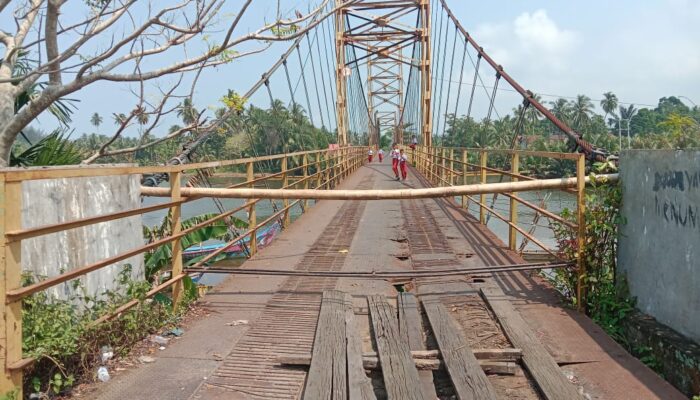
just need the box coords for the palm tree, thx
[600,92,618,126]
[571,95,594,131]
[113,113,127,125]
[550,98,571,122]
[177,98,198,125]
[90,112,103,133]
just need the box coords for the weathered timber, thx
[481,288,585,400]
[367,295,426,400]
[303,290,347,400]
[423,296,498,399]
[345,294,376,400]
[279,354,517,374]
[397,293,423,349]
[397,293,438,399]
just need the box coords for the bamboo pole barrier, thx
[140,174,618,200]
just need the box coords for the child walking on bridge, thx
[367,147,374,163]
[399,148,409,180]
[390,144,400,180]
[377,148,384,162]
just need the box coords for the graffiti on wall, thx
[653,170,700,229]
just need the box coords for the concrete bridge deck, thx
[90,162,684,400]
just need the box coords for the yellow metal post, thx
[281,156,290,226]
[449,148,454,186]
[0,177,22,398]
[440,148,446,185]
[480,150,488,224]
[462,149,468,209]
[169,172,184,308]
[316,153,323,189]
[246,161,257,255]
[576,154,587,312]
[302,154,309,210]
[509,153,520,250]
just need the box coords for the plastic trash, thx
[97,366,110,382]
[167,327,184,337]
[150,335,169,345]
[226,320,249,326]
[100,345,114,363]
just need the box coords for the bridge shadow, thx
[407,166,683,399]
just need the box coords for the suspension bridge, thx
[0,1,688,399]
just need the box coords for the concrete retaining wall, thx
[618,150,700,343]
[20,173,144,300]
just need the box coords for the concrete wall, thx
[20,173,144,300]
[619,150,700,343]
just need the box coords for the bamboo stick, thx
[141,174,618,200]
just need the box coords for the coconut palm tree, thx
[177,98,199,125]
[571,95,594,131]
[550,98,571,123]
[90,112,103,133]
[600,92,618,126]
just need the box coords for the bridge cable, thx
[320,16,338,130]
[296,44,317,127]
[484,99,529,225]
[431,7,446,135]
[465,54,482,121]
[451,38,469,134]
[305,31,328,130]
[316,26,331,131]
[434,7,451,142]
[441,24,459,138]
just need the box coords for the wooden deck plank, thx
[397,293,439,400]
[481,287,585,400]
[303,290,347,400]
[367,295,427,400]
[423,296,499,400]
[345,294,377,400]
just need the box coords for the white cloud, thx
[514,10,578,56]
[475,9,579,73]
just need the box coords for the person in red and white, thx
[399,148,409,180]
[377,148,384,162]
[390,144,400,180]
[367,147,374,163]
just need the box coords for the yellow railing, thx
[0,146,365,396]
[411,145,587,304]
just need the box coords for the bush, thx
[550,164,635,342]
[21,265,193,398]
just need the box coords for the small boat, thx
[183,223,281,260]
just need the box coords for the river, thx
[140,175,574,285]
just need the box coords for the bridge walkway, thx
[90,162,684,400]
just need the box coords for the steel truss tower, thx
[335,0,432,147]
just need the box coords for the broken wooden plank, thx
[481,287,585,400]
[302,290,347,400]
[367,295,427,400]
[397,293,438,400]
[345,294,376,400]
[423,296,498,400]
[472,348,522,361]
[280,348,521,365]
[398,293,423,349]
[280,354,517,374]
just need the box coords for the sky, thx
[27,0,700,137]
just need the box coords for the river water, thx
[140,175,574,285]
